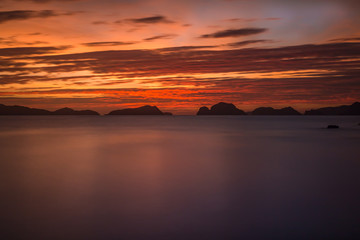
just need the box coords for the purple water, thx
[1,116,359,239]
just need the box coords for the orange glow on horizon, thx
[1,0,359,113]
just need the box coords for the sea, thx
[1,116,359,240]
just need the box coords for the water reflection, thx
[1,116,360,239]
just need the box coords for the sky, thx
[0,0,359,114]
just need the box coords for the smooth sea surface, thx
[1,116,360,240]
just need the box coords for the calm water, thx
[1,116,360,240]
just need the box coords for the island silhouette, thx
[1,102,360,115]
[197,102,246,115]
[53,107,99,115]
[251,107,301,115]
[0,104,99,115]
[305,102,360,115]
[0,103,51,115]
[107,105,172,115]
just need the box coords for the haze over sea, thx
[1,116,360,239]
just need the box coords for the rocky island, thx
[251,106,301,115]
[0,104,51,115]
[0,104,99,115]
[197,102,246,115]
[52,107,99,115]
[107,105,171,115]
[305,102,360,115]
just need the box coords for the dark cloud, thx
[28,32,43,36]
[225,18,280,22]
[226,40,272,47]
[265,18,281,21]
[144,34,177,41]
[82,41,135,47]
[0,46,70,56]
[330,37,360,42]
[158,46,217,52]
[92,21,108,25]
[126,15,174,24]
[201,28,268,38]
[18,42,358,80]
[0,59,26,68]
[0,10,76,24]
[226,18,257,22]
[0,36,48,46]
[14,0,79,3]
[2,42,359,109]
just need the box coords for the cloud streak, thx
[144,34,177,41]
[226,40,272,47]
[124,15,174,24]
[9,43,355,75]
[0,10,76,24]
[200,28,268,38]
[330,37,360,42]
[14,0,79,3]
[225,18,281,22]
[0,46,70,56]
[82,41,136,47]
[2,42,358,84]
[0,36,48,46]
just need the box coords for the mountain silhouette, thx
[0,104,51,115]
[197,106,211,115]
[2,102,360,116]
[197,102,246,115]
[107,105,168,115]
[252,107,301,115]
[305,102,360,115]
[0,104,99,115]
[52,107,99,115]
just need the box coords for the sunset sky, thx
[1,0,359,114]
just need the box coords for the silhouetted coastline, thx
[53,107,99,115]
[0,104,99,115]
[251,107,301,115]
[0,104,51,115]
[305,102,360,115]
[1,102,360,116]
[107,105,169,115]
[197,102,246,115]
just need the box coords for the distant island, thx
[1,102,359,116]
[305,102,360,115]
[196,103,301,115]
[0,104,99,115]
[196,102,359,115]
[251,107,301,115]
[197,102,246,115]
[107,105,172,115]
[52,107,99,115]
